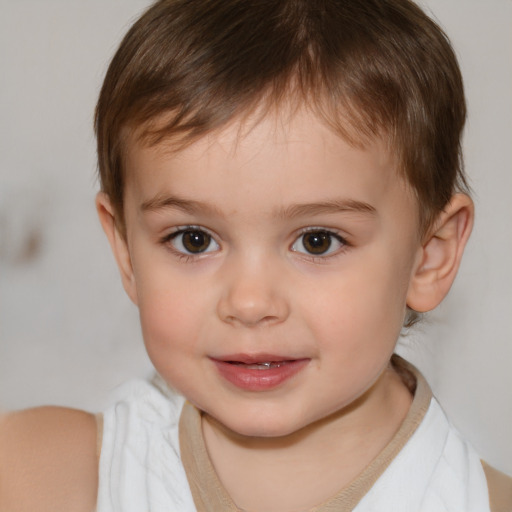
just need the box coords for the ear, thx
[407,193,474,313]
[95,192,138,305]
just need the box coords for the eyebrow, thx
[141,194,376,219]
[140,195,224,217]
[278,199,376,219]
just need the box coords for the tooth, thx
[230,361,286,369]
[245,362,280,370]
[245,362,270,370]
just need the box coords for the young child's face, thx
[118,108,422,438]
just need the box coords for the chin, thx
[211,408,306,439]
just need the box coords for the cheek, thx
[308,257,409,349]
[134,270,202,361]
[138,290,205,395]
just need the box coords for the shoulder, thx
[0,406,99,512]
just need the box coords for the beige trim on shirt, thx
[178,356,432,512]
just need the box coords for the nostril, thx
[216,270,290,326]
[222,314,275,327]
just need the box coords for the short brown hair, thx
[95,0,467,236]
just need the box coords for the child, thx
[1,0,511,511]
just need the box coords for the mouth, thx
[211,354,309,391]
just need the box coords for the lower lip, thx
[211,359,309,391]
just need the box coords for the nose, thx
[216,258,290,327]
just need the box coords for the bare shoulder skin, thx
[0,407,98,512]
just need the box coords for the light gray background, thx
[0,0,511,474]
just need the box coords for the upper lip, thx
[212,353,303,364]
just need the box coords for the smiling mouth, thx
[211,356,309,391]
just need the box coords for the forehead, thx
[122,107,416,222]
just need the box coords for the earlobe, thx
[407,194,474,313]
[95,192,138,305]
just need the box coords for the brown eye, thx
[183,230,210,252]
[171,228,219,254]
[291,230,345,257]
[302,232,331,254]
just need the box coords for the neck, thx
[202,365,412,512]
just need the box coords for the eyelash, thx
[159,226,350,262]
[290,228,350,262]
[160,225,220,262]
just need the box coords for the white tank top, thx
[96,373,490,512]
